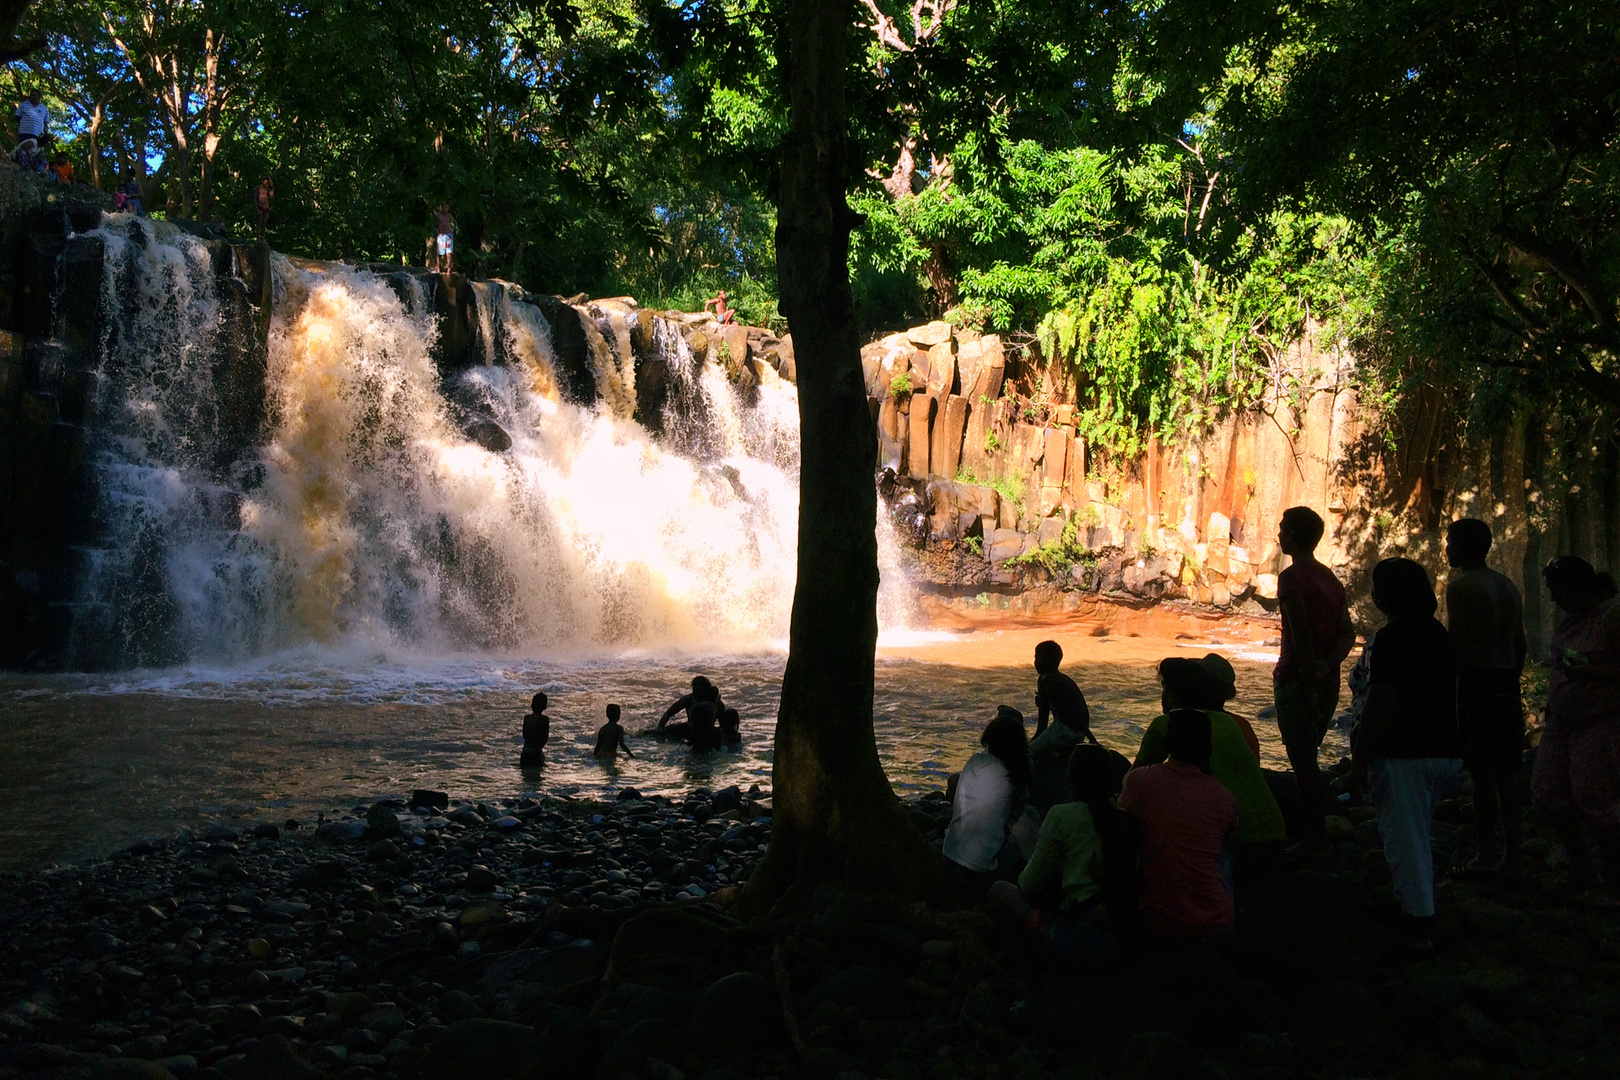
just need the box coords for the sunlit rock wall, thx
[868,319,1615,643]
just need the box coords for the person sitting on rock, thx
[1348,558,1464,952]
[1134,657,1287,853]
[943,709,1033,888]
[1118,709,1238,942]
[521,692,550,766]
[658,675,724,741]
[594,704,634,761]
[1028,640,1097,811]
[703,289,734,325]
[719,707,742,748]
[992,743,1138,964]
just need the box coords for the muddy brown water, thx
[0,618,1347,870]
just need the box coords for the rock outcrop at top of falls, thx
[0,166,802,670]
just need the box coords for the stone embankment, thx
[2,775,1617,1080]
[863,320,1358,616]
[862,317,1620,644]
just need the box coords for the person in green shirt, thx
[992,744,1134,966]
[1134,657,1287,847]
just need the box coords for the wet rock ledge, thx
[1,781,1618,1080]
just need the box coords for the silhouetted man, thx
[1446,518,1527,874]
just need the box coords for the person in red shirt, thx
[1118,710,1239,941]
[1273,506,1356,856]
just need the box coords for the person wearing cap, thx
[1532,556,1620,887]
[1134,657,1286,848]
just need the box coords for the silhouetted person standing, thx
[1348,558,1463,952]
[1533,557,1620,887]
[521,691,550,766]
[1445,518,1527,874]
[594,704,634,761]
[434,203,455,275]
[1273,506,1356,856]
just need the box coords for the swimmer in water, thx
[594,704,634,761]
[521,692,550,766]
[657,675,724,742]
[719,707,742,748]
[688,700,721,752]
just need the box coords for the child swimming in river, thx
[594,704,634,761]
[521,692,550,766]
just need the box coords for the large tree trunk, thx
[742,0,942,915]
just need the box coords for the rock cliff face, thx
[0,173,795,669]
[865,320,1615,643]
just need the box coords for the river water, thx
[3,219,1352,871]
[0,625,1343,870]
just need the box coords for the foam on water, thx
[67,220,914,668]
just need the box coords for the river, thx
[0,622,1347,870]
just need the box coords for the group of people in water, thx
[518,675,744,766]
[943,506,1620,955]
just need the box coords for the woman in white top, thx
[943,708,1032,885]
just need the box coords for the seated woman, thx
[1134,657,1287,850]
[1349,558,1464,952]
[942,709,1032,887]
[1120,710,1238,942]
[992,743,1136,964]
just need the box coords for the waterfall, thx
[64,217,912,666]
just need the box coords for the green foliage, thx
[963,534,983,556]
[1005,518,1093,576]
[956,467,1023,510]
[888,370,916,397]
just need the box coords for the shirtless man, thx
[521,691,550,766]
[594,704,634,761]
[703,289,733,325]
[1445,518,1528,874]
[657,675,724,742]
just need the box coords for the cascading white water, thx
[72,218,913,665]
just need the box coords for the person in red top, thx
[1118,710,1239,941]
[1273,506,1356,856]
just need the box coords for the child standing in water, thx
[595,704,634,761]
[521,692,550,766]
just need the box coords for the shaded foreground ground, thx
[1,767,1617,1080]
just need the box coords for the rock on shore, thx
[0,780,1616,1080]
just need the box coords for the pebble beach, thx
[2,769,1618,1080]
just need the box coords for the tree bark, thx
[742,0,943,915]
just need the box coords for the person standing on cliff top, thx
[1444,518,1527,875]
[1273,506,1356,857]
[433,203,455,275]
[255,177,274,241]
[14,88,46,147]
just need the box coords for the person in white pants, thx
[1349,557,1465,952]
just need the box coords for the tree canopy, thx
[8,0,1616,448]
